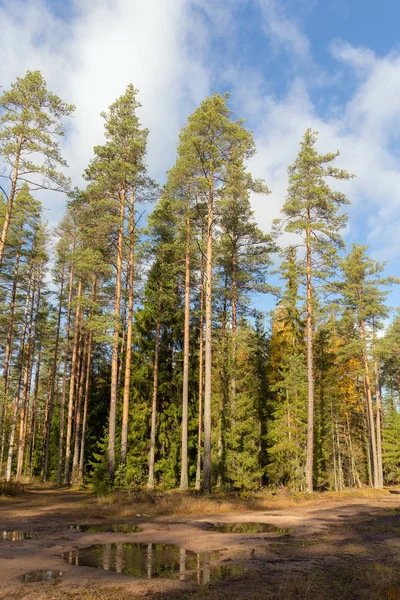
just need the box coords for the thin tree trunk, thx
[360,321,379,488]
[231,234,237,404]
[28,347,41,476]
[16,275,39,478]
[148,320,161,490]
[43,271,65,481]
[64,278,83,484]
[57,264,74,485]
[79,328,93,482]
[121,190,135,467]
[305,228,314,492]
[180,189,191,491]
[0,239,23,473]
[5,274,33,482]
[372,330,384,488]
[71,332,89,483]
[108,187,126,482]
[203,177,214,493]
[195,252,205,491]
[3,237,22,401]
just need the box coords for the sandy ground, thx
[1,488,400,599]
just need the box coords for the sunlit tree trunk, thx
[305,225,315,492]
[64,277,83,483]
[203,174,213,493]
[108,187,125,482]
[180,189,191,491]
[57,264,74,485]
[148,319,161,490]
[195,252,205,491]
[121,190,135,467]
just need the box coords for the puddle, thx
[69,524,142,533]
[187,563,245,584]
[209,522,293,534]
[18,570,63,583]
[62,543,236,581]
[2,531,37,541]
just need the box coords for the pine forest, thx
[3,70,400,497]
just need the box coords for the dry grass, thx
[82,486,390,520]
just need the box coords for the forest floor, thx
[2,486,400,599]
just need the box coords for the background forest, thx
[1,71,400,494]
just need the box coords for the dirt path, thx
[1,488,400,599]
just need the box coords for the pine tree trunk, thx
[5,274,33,482]
[43,272,64,481]
[180,189,191,491]
[195,252,205,491]
[16,280,39,479]
[3,237,22,402]
[71,332,89,483]
[0,137,22,266]
[148,320,161,490]
[372,332,384,488]
[79,328,93,482]
[27,347,41,476]
[360,321,379,488]
[64,278,83,484]
[203,178,214,493]
[0,238,22,476]
[108,188,126,482]
[231,235,237,404]
[305,230,314,492]
[57,264,74,485]
[121,190,135,467]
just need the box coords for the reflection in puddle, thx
[62,543,237,582]
[69,524,142,533]
[210,522,293,534]
[18,570,63,582]
[2,531,37,540]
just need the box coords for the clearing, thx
[1,487,400,599]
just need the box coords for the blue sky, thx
[1,0,400,316]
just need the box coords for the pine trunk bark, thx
[5,273,33,482]
[305,228,314,492]
[64,277,83,484]
[180,189,191,491]
[121,190,135,466]
[195,252,205,491]
[372,332,384,488]
[203,176,214,493]
[71,332,89,483]
[79,328,93,482]
[57,264,74,485]
[43,272,64,481]
[108,188,126,482]
[27,347,41,476]
[360,321,379,488]
[148,319,161,489]
[16,279,39,478]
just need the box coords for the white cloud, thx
[256,0,311,60]
[1,0,400,271]
[0,0,210,223]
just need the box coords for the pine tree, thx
[0,71,74,265]
[84,85,149,482]
[177,93,257,492]
[274,129,353,491]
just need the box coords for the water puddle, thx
[69,524,142,533]
[62,543,239,582]
[18,570,63,583]
[209,522,293,534]
[2,531,37,541]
